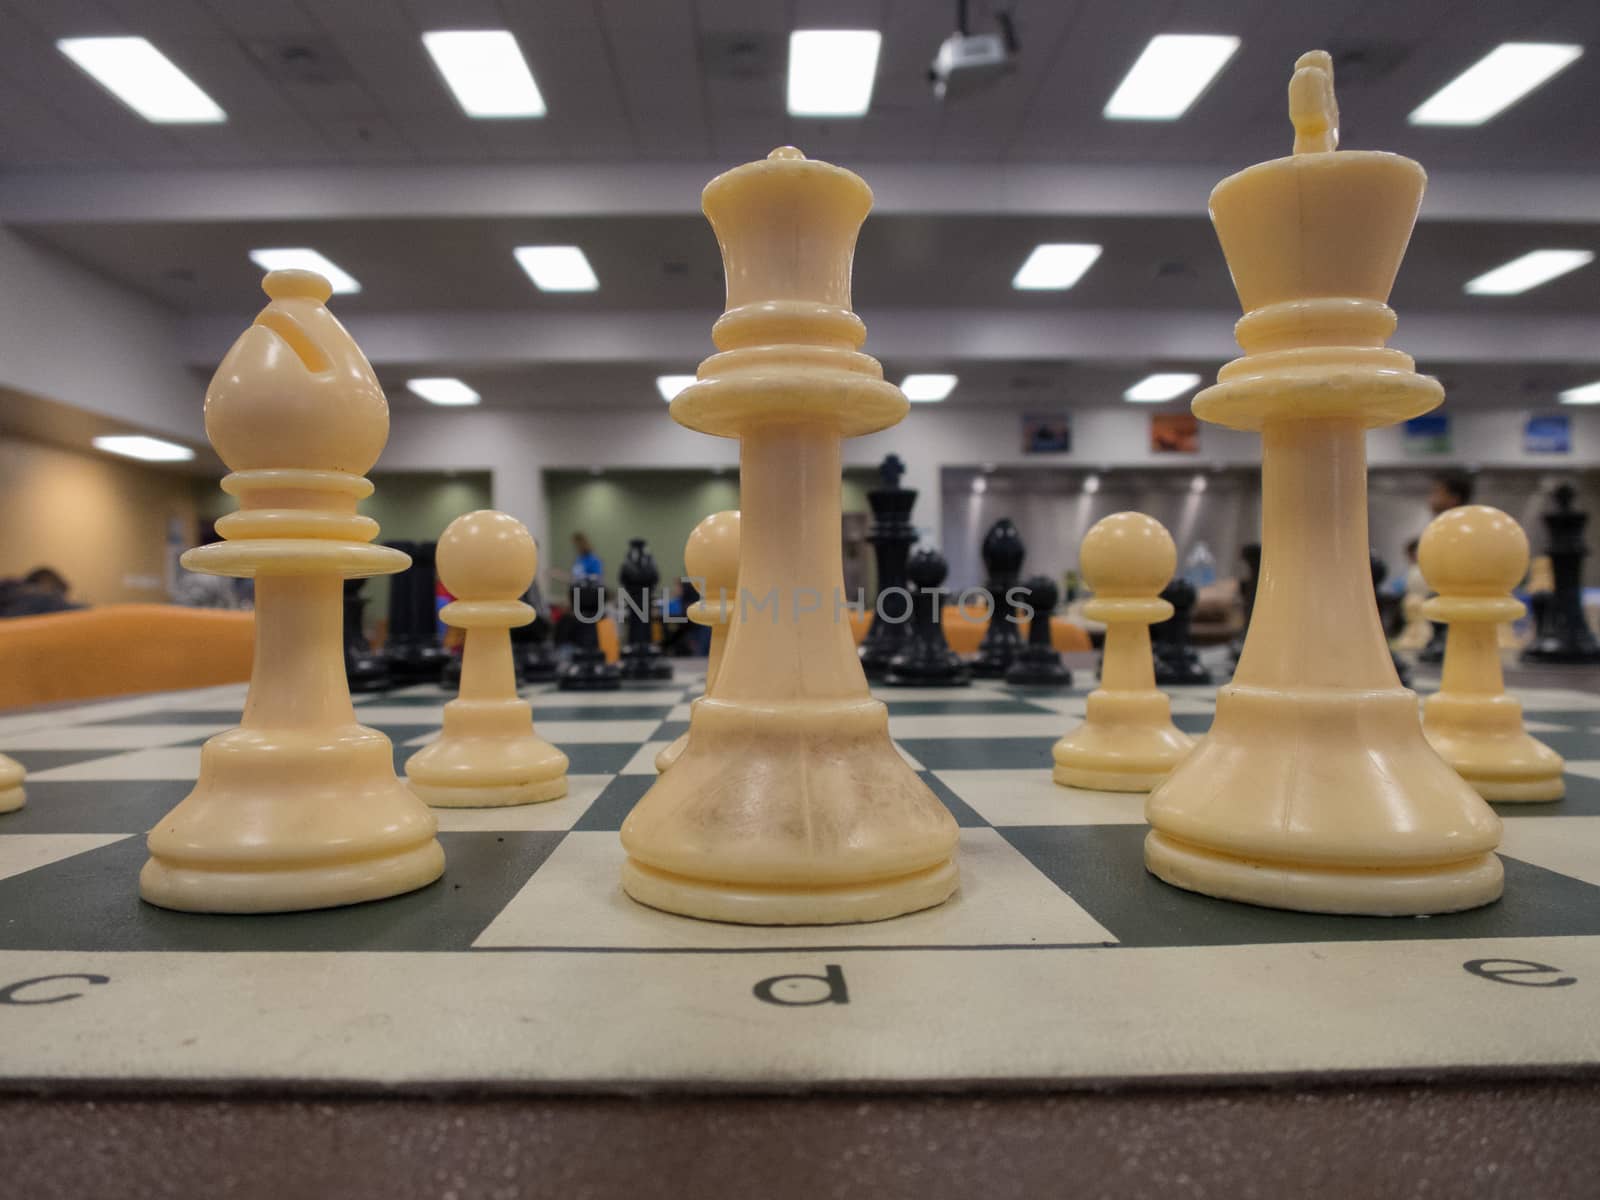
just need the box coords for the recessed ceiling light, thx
[1463,249,1593,296]
[1125,372,1202,402]
[1190,474,1208,493]
[656,375,696,402]
[900,373,959,402]
[92,434,195,462]
[248,248,361,294]
[972,476,988,495]
[406,378,480,407]
[1410,43,1582,126]
[422,30,546,118]
[787,30,882,117]
[1559,381,1600,406]
[1104,34,1240,121]
[1012,243,1102,291]
[514,245,599,292]
[1084,474,1101,494]
[58,37,225,124]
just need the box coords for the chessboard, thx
[2,657,1599,1095]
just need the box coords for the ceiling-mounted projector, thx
[929,3,1018,101]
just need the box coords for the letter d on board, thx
[753,964,849,1006]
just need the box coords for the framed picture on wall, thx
[1524,414,1571,454]
[1021,412,1073,454]
[1402,413,1451,454]
[1150,412,1200,454]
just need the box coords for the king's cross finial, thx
[1289,49,1339,155]
[879,453,906,488]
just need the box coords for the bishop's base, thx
[0,785,23,813]
[140,839,445,914]
[1144,830,1504,916]
[621,856,959,926]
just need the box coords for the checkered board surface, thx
[2,659,1600,1094]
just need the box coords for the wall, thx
[0,226,199,441]
[0,436,198,605]
[378,402,1600,593]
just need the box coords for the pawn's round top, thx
[1080,513,1175,598]
[1023,574,1059,613]
[685,510,740,594]
[437,510,538,601]
[1420,505,1529,597]
[908,546,949,590]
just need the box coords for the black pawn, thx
[441,653,462,692]
[383,540,448,684]
[884,548,971,687]
[617,539,673,681]
[513,587,559,684]
[558,576,621,691]
[972,518,1026,678]
[342,579,389,693]
[1004,576,1072,688]
[1369,552,1412,688]
[1229,542,1261,670]
[1522,483,1600,665]
[860,454,918,679]
[1152,578,1211,686]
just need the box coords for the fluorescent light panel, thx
[656,375,696,402]
[58,36,225,123]
[1463,249,1593,296]
[1559,381,1600,406]
[1410,43,1582,126]
[93,435,194,462]
[406,378,480,406]
[787,30,882,116]
[1104,34,1240,120]
[900,373,959,402]
[422,30,546,118]
[514,245,598,292]
[248,248,361,294]
[1125,372,1202,402]
[1012,243,1102,291]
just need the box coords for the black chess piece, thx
[859,454,918,679]
[1229,542,1261,671]
[440,653,462,692]
[1004,576,1072,688]
[342,578,389,693]
[1522,483,1600,665]
[1417,619,1447,665]
[883,548,971,687]
[382,540,448,684]
[1369,552,1412,688]
[558,575,622,691]
[1151,578,1211,686]
[513,591,559,684]
[972,517,1026,678]
[617,538,673,681]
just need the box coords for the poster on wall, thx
[1402,413,1451,454]
[1524,413,1571,454]
[1150,412,1200,454]
[1021,412,1073,454]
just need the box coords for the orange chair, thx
[847,604,1090,655]
[0,605,255,710]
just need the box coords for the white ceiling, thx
[1,0,1598,417]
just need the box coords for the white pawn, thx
[657,510,739,773]
[1053,513,1195,792]
[1420,506,1564,802]
[406,511,568,807]
[0,752,23,813]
